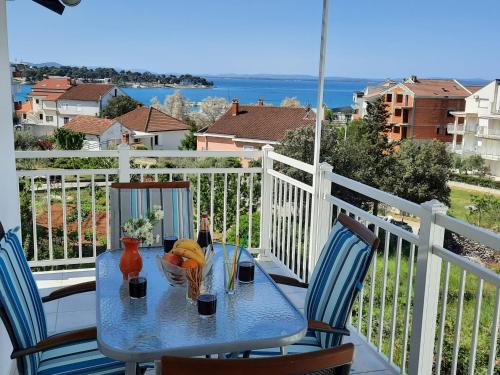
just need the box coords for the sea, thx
[15,76,381,109]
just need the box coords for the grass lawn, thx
[449,186,500,231]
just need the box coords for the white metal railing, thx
[477,126,500,138]
[14,146,500,375]
[447,123,465,134]
[258,152,500,375]
[16,148,262,268]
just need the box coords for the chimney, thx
[257,97,264,106]
[121,132,130,145]
[231,98,239,116]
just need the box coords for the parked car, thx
[382,216,414,233]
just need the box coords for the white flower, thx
[154,209,164,220]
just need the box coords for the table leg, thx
[125,362,137,375]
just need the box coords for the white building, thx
[19,78,126,134]
[57,83,126,125]
[351,79,396,119]
[63,106,189,150]
[449,79,500,176]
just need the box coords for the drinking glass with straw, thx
[222,236,242,294]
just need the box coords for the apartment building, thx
[18,78,125,132]
[352,79,396,120]
[25,77,72,128]
[376,76,475,143]
[449,79,500,176]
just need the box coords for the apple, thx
[163,253,183,267]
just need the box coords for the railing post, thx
[259,145,274,254]
[312,162,333,264]
[118,143,131,183]
[408,199,448,375]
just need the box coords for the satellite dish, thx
[32,0,81,15]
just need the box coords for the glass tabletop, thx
[96,244,307,362]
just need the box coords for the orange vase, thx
[119,237,143,280]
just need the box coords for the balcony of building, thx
[7,147,499,375]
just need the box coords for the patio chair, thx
[110,181,194,249]
[250,213,379,358]
[161,343,354,375]
[0,223,148,375]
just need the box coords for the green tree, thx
[178,119,198,150]
[390,140,452,206]
[463,155,489,176]
[53,128,85,150]
[101,95,141,118]
[350,97,395,214]
[466,194,500,230]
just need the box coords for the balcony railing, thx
[447,123,465,134]
[15,147,500,375]
[477,126,500,139]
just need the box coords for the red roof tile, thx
[28,91,63,101]
[465,85,483,94]
[115,106,188,133]
[203,105,315,142]
[59,84,114,101]
[63,115,114,136]
[32,78,72,91]
[402,79,471,97]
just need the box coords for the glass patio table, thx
[96,244,307,374]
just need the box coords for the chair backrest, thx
[161,343,354,375]
[110,182,194,249]
[0,224,47,374]
[305,213,379,349]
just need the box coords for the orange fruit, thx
[163,253,183,267]
[181,258,198,269]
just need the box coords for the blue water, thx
[16,77,380,109]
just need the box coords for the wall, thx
[196,135,268,151]
[155,130,187,150]
[0,1,20,373]
[57,99,100,118]
[100,86,126,108]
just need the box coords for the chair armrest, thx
[11,327,97,359]
[308,320,350,336]
[42,281,96,303]
[269,274,308,288]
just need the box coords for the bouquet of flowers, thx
[121,205,164,246]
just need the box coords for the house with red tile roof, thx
[63,106,189,150]
[356,76,482,143]
[196,99,316,151]
[57,83,126,125]
[21,78,126,130]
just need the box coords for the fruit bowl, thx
[156,246,215,287]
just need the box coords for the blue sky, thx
[6,0,499,79]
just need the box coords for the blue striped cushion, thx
[110,186,194,249]
[250,330,321,357]
[0,229,47,373]
[37,339,126,375]
[305,221,373,348]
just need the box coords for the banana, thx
[172,247,206,267]
[174,239,204,258]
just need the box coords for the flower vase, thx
[119,237,142,280]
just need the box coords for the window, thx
[385,94,393,102]
[243,145,255,151]
[114,89,118,97]
[134,138,140,143]
[46,116,53,122]
[396,94,403,103]
[35,99,39,104]
[39,114,43,120]
[22,114,26,119]
[393,126,400,134]
[63,117,69,124]
[394,108,402,117]
[154,135,159,145]
[436,127,440,135]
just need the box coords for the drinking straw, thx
[222,242,231,281]
[229,236,240,289]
